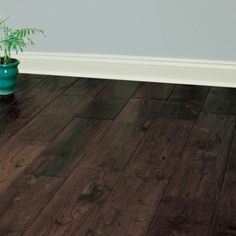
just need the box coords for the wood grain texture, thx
[98,80,140,99]
[0,174,63,235]
[23,168,119,236]
[16,95,91,142]
[15,74,45,96]
[0,95,25,128]
[0,74,44,145]
[159,85,209,120]
[0,75,235,236]
[133,119,193,166]
[0,203,9,219]
[15,75,77,118]
[80,98,164,172]
[150,197,215,236]
[85,119,194,235]
[87,161,174,236]
[0,138,47,195]
[0,75,44,120]
[208,137,236,236]
[76,80,140,120]
[132,82,174,100]
[147,112,235,236]
[65,77,108,97]
[0,116,29,147]
[77,97,130,120]
[203,87,236,115]
[28,118,111,177]
[170,84,209,103]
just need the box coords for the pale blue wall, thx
[1,0,236,60]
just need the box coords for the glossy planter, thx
[0,58,19,95]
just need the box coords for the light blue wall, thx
[1,0,236,60]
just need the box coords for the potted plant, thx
[0,17,44,95]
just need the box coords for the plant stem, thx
[3,49,10,64]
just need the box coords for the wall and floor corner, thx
[2,0,236,87]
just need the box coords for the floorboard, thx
[208,137,236,236]
[15,95,92,142]
[0,174,63,235]
[83,85,206,236]
[159,85,209,120]
[79,98,164,172]
[147,112,235,236]
[65,78,108,97]
[14,75,77,119]
[23,167,119,236]
[76,80,140,120]
[203,87,236,115]
[28,118,111,177]
[133,82,174,100]
[0,74,235,236]
[0,139,47,195]
[15,74,45,96]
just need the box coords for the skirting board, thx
[13,52,236,88]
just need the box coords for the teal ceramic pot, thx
[0,58,20,95]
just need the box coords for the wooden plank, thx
[0,75,44,145]
[21,99,162,235]
[208,137,236,236]
[15,75,77,118]
[149,197,215,236]
[159,85,209,120]
[159,100,201,120]
[0,203,9,218]
[16,95,91,142]
[133,82,174,100]
[147,112,235,236]
[15,74,45,96]
[65,77,108,97]
[98,80,140,99]
[80,98,164,172]
[0,74,74,121]
[0,138,47,195]
[23,168,119,236]
[170,84,209,103]
[0,118,28,147]
[0,174,63,235]
[28,118,111,177]
[0,74,44,115]
[86,161,176,236]
[22,112,191,236]
[76,97,129,120]
[0,74,75,144]
[203,87,236,115]
[133,118,193,166]
[76,80,140,120]
[0,94,29,146]
[85,118,194,235]
[0,95,22,123]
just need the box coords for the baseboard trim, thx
[14,52,236,87]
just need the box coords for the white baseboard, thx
[13,52,236,88]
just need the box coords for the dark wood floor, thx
[0,74,235,236]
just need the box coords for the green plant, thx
[0,17,44,64]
